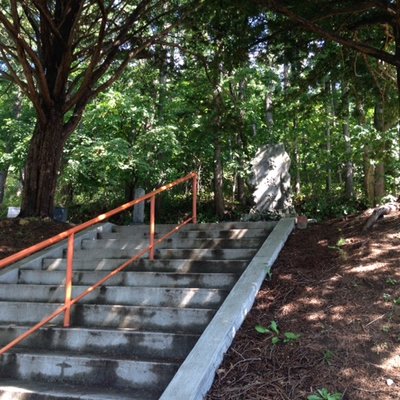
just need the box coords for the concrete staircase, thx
[0,221,276,399]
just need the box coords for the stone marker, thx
[250,144,292,214]
[54,207,68,223]
[296,215,308,229]
[132,188,145,224]
[7,206,20,218]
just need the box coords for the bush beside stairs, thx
[0,221,281,400]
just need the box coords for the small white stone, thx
[387,378,395,386]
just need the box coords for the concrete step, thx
[154,248,256,260]
[0,284,227,308]
[112,221,276,234]
[19,270,238,289]
[0,220,278,399]
[80,237,263,250]
[178,227,271,239]
[0,326,198,360]
[40,258,248,273]
[0,379,161,400]
[0,302,215,333]
[99,227,271,240]
[0,350,179,390]
[70,247,256,260]
[112,224,178,233]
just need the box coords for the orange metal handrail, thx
[0,172,198,356]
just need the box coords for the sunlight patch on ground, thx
[339,367,355,378]
[386,232,400,240]
[303,297,325,306]
[347,263,389,274]
[279,273,293,281]
[328,305,348,322]
[326,274,342,283]
[381,349,400,370]
[279,302,301,316]
[306,310,326,321]
[280,297,327,319]
[366,243,395,257]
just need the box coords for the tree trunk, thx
[20,119,66,218]
[374,162,385,203]
[156,47,168,123]
[61,182,74,205]
[293,117,301,195]
[265,92,274,126]
[341,84,354,199]
[235,129,247,207]
[326,125,332,193]
[343,121,354,199]
[337,168,343,186]
[0,167,8,205]
[124,181,136,203]
[363,145,375,206]
[214,140,225,218]
[236,174,246,206]
[324,79,335,194]
[373,100,386,204]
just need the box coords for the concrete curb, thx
[160,218,295,400]
[0,222,114,283]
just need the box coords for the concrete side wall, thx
[0,223,114,283]
[160,218,295,400]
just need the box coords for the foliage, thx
[255,321,301,345]
[295,193,367,221]
[322,350,335,366]
[263,1,400,68]
[1,2,400,221]
[307,388,343,400]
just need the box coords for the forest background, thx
[0,0,399,223]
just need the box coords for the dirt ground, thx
[207,210,400,399]
[0,218,71,260]
[0,212,399,399]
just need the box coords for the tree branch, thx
[266,0,400,67]
[30,0,63,42]
[0,46,45,122]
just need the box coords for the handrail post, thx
[0,172,200,357]
[149,195,156,260]
[192,173,198,224]
[64,233,75,327]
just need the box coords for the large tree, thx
[257,1,400,83]
[0,0,192,217]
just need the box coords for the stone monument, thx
[132,188,145,224]
[250,144,292,215]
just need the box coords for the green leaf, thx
[323,350,334,365]
[255,324,270,334]
[307,395,322,400]
[308,388,342,400]
[336,238,346,247]
[318,388,329,397]
[269,320,280,335]
[283,332,301,343]
[317,388,343,400]
[271,336,280,345]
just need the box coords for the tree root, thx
[362,202,399,231]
